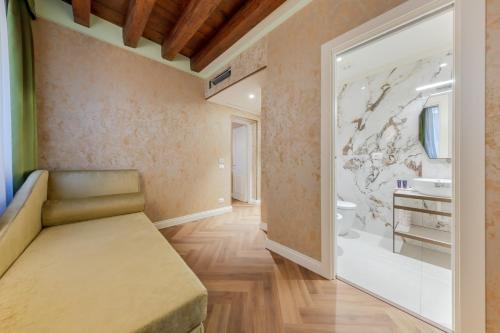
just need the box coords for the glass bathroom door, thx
[333,8,454,330]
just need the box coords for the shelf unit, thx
[392,189,452,252]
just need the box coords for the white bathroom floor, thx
[336,229,452,330]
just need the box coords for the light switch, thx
[218,158,225,164]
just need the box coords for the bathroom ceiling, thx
[336,10,453,82]
[66,0,285,72]
[207,69,265,115]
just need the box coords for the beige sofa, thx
[0,170,207,333]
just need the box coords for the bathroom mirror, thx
[418,91,452,159]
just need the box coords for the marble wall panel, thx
[336,52,452,237]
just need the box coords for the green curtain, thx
[7,0,37,192]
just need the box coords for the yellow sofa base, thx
[0,170,207,333]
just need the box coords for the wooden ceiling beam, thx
[190,0,284,72]
[72,0,91,27]
[123,0,157,48]
[162,0,222,61]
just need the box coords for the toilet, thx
[336,200,357,236]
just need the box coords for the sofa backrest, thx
[42,170,145,227]
[0,170,48,278]
[48,170,141,200]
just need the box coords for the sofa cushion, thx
[42,192,145,227]
[0,213,207,333]
[48,170,141,200]
[0,170,47,278]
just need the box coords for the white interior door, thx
[232,125,249,202]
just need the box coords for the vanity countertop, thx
[393,188,452,202]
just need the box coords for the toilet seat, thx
[336,201,356,236]
[337,200,356,210]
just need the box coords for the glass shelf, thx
[393,189,452,252]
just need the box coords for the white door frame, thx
[320,1,485,332]
[231,117,255,203]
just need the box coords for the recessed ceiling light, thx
[336,56,343,62]
[416,80,454,92]
[361,86,366,90]
[440,63,448,68]
[248,93,255,99]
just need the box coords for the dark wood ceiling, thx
[67,0,286,72]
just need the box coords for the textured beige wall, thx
[262,0,405,260]
[33,19,238,222]
[486,0,500,331]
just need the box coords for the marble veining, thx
[336,52,452,237]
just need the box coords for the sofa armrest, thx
[0,170,48,277]
[42,192,145,227]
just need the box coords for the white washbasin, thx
[412,178,452,197]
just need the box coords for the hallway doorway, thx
[231,120,252,203]
[207,69,265,206]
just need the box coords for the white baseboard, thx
[265,238,327,278]
[154,206,233,229]
[249,198,261,205]
[259,222,267,231]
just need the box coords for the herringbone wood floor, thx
[160,201,442,333]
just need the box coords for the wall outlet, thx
[218,198,225,204]
[219,164,225,169]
